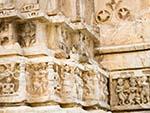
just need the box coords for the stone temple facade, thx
[0,0,149,113]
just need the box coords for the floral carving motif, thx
[96,0,131,23]
[96,10,111,23]
[117,7,130,20]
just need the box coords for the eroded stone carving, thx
[60,64,78,103]
[74,67,83,102]
[18,22,36,48]
[96,10,111,23]
[117,7,130,20]
[26,62,49,102]
[116,78,127,105]
[81,70,99,106]
[114,76,150,106]
[0,63,20,96]
[0,19,9,46]
[96,0,131,23]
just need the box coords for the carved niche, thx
[26,62,49,102]
[96,0,131,23]
[110,71,150,110]
[0,63,20,97]
[17,22,36,48]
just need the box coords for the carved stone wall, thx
[0,0,149,113]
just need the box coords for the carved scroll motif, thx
[0,63,20,96]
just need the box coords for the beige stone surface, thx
[1,0,150,113]
[113,111,150,113]
[99,50,150,71]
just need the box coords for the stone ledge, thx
[0,106,110,113]
[95,42,150,55]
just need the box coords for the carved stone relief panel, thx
[110,70,150,111]
[81,70,99,107]
[52,63,62,103]
[26,62,50,103]
[51,61,85,105]
[0,19,21,49]
[17,22,36,48]
[54,26,70,59]
[0,63,26,103]
[74,66,83,104]
[59,64,78,104]
[98,73,109,108]
[0,19,10,46]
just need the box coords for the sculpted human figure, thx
[61,64,77,102]
[103,76,109,102]
[128,78,137,105]
[74,67,83,102]
[82,71,95,101]
[116,78,127,105]
[26,63,49,97]
[141,76,150,103]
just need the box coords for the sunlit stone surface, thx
[0,0,149,113]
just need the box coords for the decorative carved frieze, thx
[110,70,150,111]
